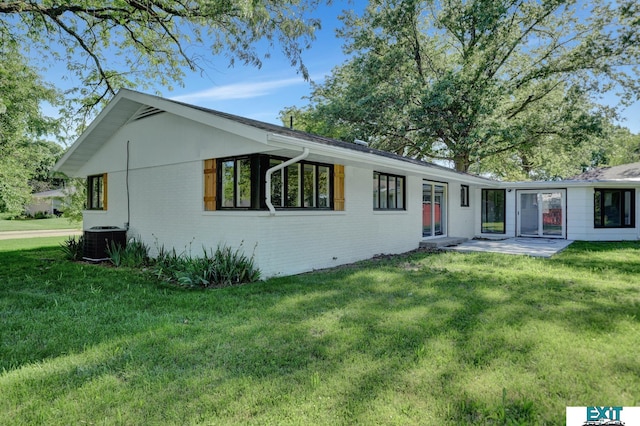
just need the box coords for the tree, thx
[282,0,640,175]
[1,1,324,213]
[27,140,66,193]
[599,127,640,166]
[1,0,324,122]
[0,39,61,213]
[60,178,86,223]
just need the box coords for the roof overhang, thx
[498,179,640,189]
[54,89,271,176]
[266,133,495,186]
[54,94,143,176]
[54,89,494,186]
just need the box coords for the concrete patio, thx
[442,237,574,258]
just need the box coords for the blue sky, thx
[166,1,352,126]
[36,1,640,134]
[165,0,640,134]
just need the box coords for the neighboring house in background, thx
[53,90,639,277]
[25,188,74,217]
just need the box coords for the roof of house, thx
[168,96,467,174]
[32,188,74,198]
[54,89,493,184]
[569,162,640,182]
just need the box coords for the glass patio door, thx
[423,181,447,237]
[519,193,539,236]
[517,190,565,238]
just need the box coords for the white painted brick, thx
[79,109,640,278]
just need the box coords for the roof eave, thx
[266,133,495,185]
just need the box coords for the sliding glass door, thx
[518,190,565,238]
[423,181,447,237]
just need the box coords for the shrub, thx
[210,243,261,285]
[33,211,53,219]
[153,245,183,277]
[106,237,150,268]
[60,235,84,261]
[153,242,260,288]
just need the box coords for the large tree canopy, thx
[0,39,61,212]
[1,0,323,120]
[282,0,640,175]
[1,0,325,212]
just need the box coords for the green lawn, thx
[1,238,639,425]
[0,236,72,252]
[0,213,80,232]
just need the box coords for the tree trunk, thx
[453,155,471,173]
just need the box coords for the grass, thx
[0,213,80,232]
[0,238,639,425]
[0,236,72,252]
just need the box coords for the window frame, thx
[373,171,406,210]
[594,188,636,228]
[460,185,470,207]
[219,156,256,209]
[216,154,334,211]
[87,174,107,210]
[481,189,505,234]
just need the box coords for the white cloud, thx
[171,77,307,102]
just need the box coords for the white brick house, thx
[54,90,639,277]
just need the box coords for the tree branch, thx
[40,11,116,103]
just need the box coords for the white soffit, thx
[54,95,144,176]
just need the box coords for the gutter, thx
[266,133,494,186]
[265,148,310,215]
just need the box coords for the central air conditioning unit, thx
[83,226,127,261]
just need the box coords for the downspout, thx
[125,140,131,230]
[265,148,309,215]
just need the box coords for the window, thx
[213,154,335,210]
[220,158,253,208]
[594,188,635,228]
[461,185,470,207]
[482,189,505,233]
[268,159,331,209]
[87,174,107,210]
[373,172,405,210]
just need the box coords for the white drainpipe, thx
[265,148,310,215]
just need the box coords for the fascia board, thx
[54,89,270,176]
[267,133,496,186]
[53,91,136,175]
[53,90,149,176]
[498,180,640,189]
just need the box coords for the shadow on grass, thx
[1,244,639,424]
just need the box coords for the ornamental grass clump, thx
[153,242,260,288]
[59,235,84,261]
[210,243,261,286]
[106,237,150,268]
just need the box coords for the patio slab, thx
[442,237,573,258]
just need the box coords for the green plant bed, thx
[0,240,638,425]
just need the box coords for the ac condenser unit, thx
[83,226,127,261]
